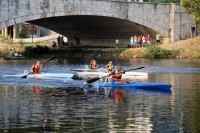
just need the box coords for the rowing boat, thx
[2,73,74,80]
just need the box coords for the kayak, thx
[95,82,172,90]
[73,71,148,80]
[83,82,172,95]
[76,71,147,76]
[2,73,74,80]
[72,68,103,72]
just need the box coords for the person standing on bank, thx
[130,36,134,48]
[146,34,151,45]
[52,41,57,48]
[142,35,146,47]
[9,49,13,56]
[133,35,138,48]
[156,33,160,45]
[57,35,61,47]
[115,38,119,49]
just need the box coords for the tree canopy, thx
[162,0,180,3]
[181,0,200,23]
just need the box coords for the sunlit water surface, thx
[0,58,200,132]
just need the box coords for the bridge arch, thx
[0,0,195,43]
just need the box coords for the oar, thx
[21,56,56,78]
[86,66,145,84]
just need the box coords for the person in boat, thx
[106,61,114,82]
[90,60,98,69]
[108,65,129,84]
[30,60,43,74]
[106,61,114,73]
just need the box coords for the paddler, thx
[30,60,43,74]
[106,61,114,82]
[108,65,129,84]
[90,60,98,69]
[106,61,114,73]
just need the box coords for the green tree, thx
[181,0,200,23]
[162,0,180,3]
[144,0,156,2]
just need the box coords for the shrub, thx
[23,45,50,57]
[19,31,27,38]
[143,45,177,58]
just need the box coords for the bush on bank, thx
[23,45,50,57]
[142,45,178,58]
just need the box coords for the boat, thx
[72,68,103,72]
[83,82,172,95]
[4,56,25,60]
[2,73,74,80]
[72,71,148,80]
[94,82,172,90]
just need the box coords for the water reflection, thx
[0,58,200,132]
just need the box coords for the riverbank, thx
[1,36,200,59]
[120,36,200,58]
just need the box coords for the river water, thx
[0,58,200,132]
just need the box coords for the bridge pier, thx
[2,28,8,38]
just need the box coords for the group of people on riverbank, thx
[129,33,160,48]
[52,35,76,48]
[9,48,23,57]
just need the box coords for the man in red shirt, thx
[146,34,151,45]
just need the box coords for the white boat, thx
[73,71,148,80]
[2,71,148,81]
[72,68,103,72]
[2,73,74,80]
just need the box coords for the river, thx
[0,58,200,132]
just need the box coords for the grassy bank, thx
[1,35,200,59]
[119,45,178,59]
[120,36,200,59]
[0,35,52,57]
[120,45,200,59]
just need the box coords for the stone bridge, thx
[0,0,196,46]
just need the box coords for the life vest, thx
[33,65,40,74]
[91,64,97,69]
[112,69,122,81]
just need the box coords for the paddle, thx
[86,66,145,84]
[21,56,56,78]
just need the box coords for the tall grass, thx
[143,45,178,58]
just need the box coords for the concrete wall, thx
[0,0,195,42]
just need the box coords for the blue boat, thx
[83,82,172,95]
[97,82,172,90]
